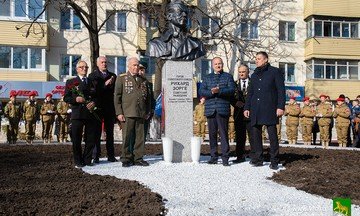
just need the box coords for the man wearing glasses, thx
[64,60,100,168]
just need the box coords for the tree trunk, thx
[88,0,99,71]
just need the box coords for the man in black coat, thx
[88,56,117,163]
[64,60,100,168]
[231,64,251,163]
[244,52,285,170]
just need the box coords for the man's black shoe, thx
[207,158,218,164]
[122,161,133,167]
[107,157,118,162]
[93,157,100,163]
[222,161,230,166]
[232,157,246,164]
[269,163,279,170]
[134,160,149,166]
[249,160,263,167]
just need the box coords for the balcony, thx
[305,38,360,60]
[0,70,48,82]
[305,79,360,99]
[0,20,48,48]
[138,0,198,7]
[304,0,360,19]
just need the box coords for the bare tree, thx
[17,0,137,69]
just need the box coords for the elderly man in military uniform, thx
[40,93,56,143]
[114,57,152,167]
[333,97,351,147]
[194,97,206,140]
[23,91,39,144]
[299,97,315,145]
[284,96,300,144]
[4,91,21,144]
[316,94,333,148]
[56,94,70,143]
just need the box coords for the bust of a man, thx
[146,0,205,61]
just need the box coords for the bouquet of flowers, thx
[67,80,100,121]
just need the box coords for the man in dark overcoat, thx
[88,56,117,163]
[244,52,285,170]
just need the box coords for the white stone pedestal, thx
[162,61,194,162]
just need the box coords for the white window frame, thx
[0,0,46,22]
[279,62,296,83]
[200,17,220,37]
[308,59,359,80]
[308,19,360,39]
[279,21,296,42]
[60,54,81,78]
[240,19,259,40]
[106,10,127,33]
[0,46,45,70]
[106,55,127,75]
[60,8,82,31]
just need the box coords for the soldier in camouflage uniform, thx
[299,97,315,145]
[333,97,351,147]
[194,97,206,140]
[316,94,333,148]
[23,91,39,144]
[4,91,21,144]
[284,96,300,144]
[114,57,152,167]
[40,93,56,143]
[56,94,70,143]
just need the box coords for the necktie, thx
[242,80,246,91]
[82,77,87,84]
[102,72,107,78]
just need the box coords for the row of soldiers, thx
[2,91,70,144]
[194,94,360,148]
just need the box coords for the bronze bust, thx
[146,0,205,61]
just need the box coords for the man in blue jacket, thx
[200,57,235,166]
[244,52,285,170]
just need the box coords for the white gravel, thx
[83,156,360,216]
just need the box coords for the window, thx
[0,0,10,16]
[0,0,45,20]
[240,20,258,39]
[308,19,359,38]
[60,55,81,77]
[0,46,44,70]
[201,59,212,80]
[307,59,359,80]
[201,17,220,37]
[60,8,81,30]
[139,56,156,75]
[139,11,158,28]
[0,47,11,68]
[279,21,295,41]
[106,56,127,75]
[106,11,126,32]
[279,63,295,82]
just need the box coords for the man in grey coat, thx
[244,52,285,170]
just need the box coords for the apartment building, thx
[1,0,359,100]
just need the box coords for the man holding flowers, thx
[64,60,100,168]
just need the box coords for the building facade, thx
[0,0,359,100]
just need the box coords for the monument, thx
[146,0,205,162]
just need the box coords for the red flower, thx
[73,80,80,86]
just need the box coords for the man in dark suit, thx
[244,52,285,170]
[200,57,236,166]
[88,56,117,163]
[64,60,100,168]
[231,64,251,163]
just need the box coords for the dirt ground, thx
[0,143,359,215]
